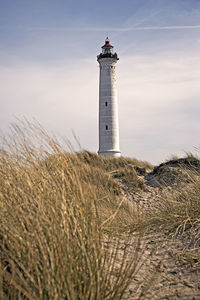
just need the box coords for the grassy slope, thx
[0,123,200,299]
[0,124,152,300]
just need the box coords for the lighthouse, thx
[97,38,121,157]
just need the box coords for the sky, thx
[0,0,200,164]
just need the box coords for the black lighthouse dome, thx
[97,37,119,60]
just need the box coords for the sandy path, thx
[116,170,200,299]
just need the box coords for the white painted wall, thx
[98,57,121,157]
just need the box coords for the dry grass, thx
[151,178,200,240]
[77,150,153,172]
[148,157,200,266]
[1,121,199,299]
[77,151,153,193]
[0,121,146,299]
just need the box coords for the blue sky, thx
[0,0,200,164]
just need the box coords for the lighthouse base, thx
[98,150,121,158]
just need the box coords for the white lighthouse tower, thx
[97,38,121,157]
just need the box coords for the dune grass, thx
[77,151,153,190]
[151,177,200,239]
[1,121,199,298]
[148,155,200,261]
[0,122,146,299]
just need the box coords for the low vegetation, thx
[149,156,200,241]
[0,122,148,299]
[0,121,200,299]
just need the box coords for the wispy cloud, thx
[76,25,200,32]
[26,25,200,33]
[123,25,200,31]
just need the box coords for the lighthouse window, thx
[105,102,108,106]
[105,125,108,130]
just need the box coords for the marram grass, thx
[0,122,144,300]
[1,122,199,299]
